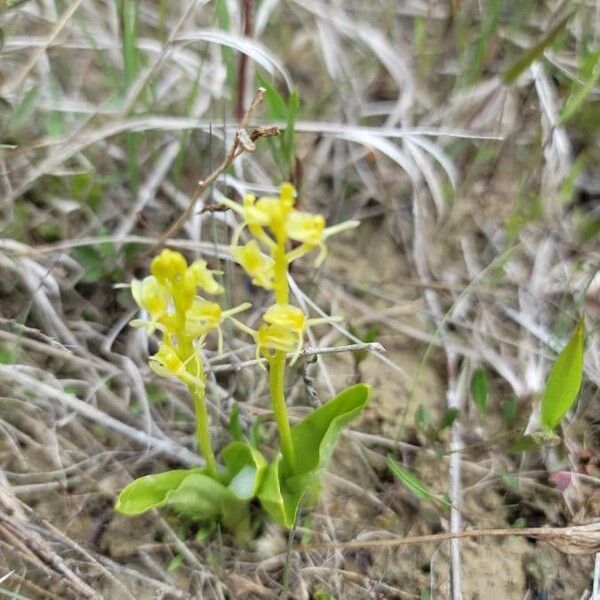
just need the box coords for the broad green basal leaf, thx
[115,469,203,515]
[221,441,267,499]
[258,384,371,528]
[289,383,371,480]
[256,455,304,528]
[165,473,237,520]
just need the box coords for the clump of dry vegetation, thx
[0,1,599,599]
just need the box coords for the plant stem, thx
[269,351,297,473]
[191,384,218,478]
[273,243,289,304]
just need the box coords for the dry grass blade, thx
[303,522,600,555]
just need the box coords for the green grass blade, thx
[120,0,140,192]
[387,456,451,508]
[560,50,600,123]
[503,12,574,85]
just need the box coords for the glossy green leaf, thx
[290,383,371,478]
[256,455,299,528]
[387,456,451,508]
[470,368,489,414]
[115,469,202,515]
[221,441,267,499]
[165,473,233,520]
[502,12,573,85]
[257,384,371,527]
[541,318,585,430]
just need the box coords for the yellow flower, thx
[149,340,203,387]
[220,184,297,247]
[285,211,326,246]
[231,240,274,290]
[188,260,223,295]
[256,303,306,362]
[263,303,306,333]
[256,303,342,362]
[185,300,223,338]
[131,276,168,317]
[151,248,187,284]
[185,299,252,354]
[256,323,300,357]
[285,217,360,266]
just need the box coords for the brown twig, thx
[235,0,253,120]
[300,521,600,555]
[151,88,278,252]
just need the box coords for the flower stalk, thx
[268,350,297,472]
[226,183,358,474]
[129,249,251,476]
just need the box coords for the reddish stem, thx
[235,0,253,121]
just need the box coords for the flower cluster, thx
[222,183,357,362]
[131,249,251,382]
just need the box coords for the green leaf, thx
[415,404,431,431]
[115,469,202,515]
[470,368,489,414]
[195,522,215,542]
[290,384,370,478]
[255,455,298,528]
[73,246,104,283]
[502,394,518,425]
[229,403,245,442]
[167,554,183,572]
[439,407,459,430]
[165,473,233,520]
[502,12,574,85]
[314,590,336,600]
[349,324,380,364]
[507,434,540,453]
[257,73,289,120]
[221,441,267,499]
[560,50,600,124]
[257,384,371,527]
[540,318,585,430]
[500,473,520,492]
[387,456,451,508]
[0,346,15,364]
[281,89,299,170]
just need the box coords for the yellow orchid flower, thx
[188,260,223,295]
[131,276,168,318]
[185,299,252,354]
[285,211,326,246]
[150,248,187,284]
[149,340,204,387]
[256,323,300,357]
[285,218,360,266]
[231,240,275,290]
[263,303,306,333]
